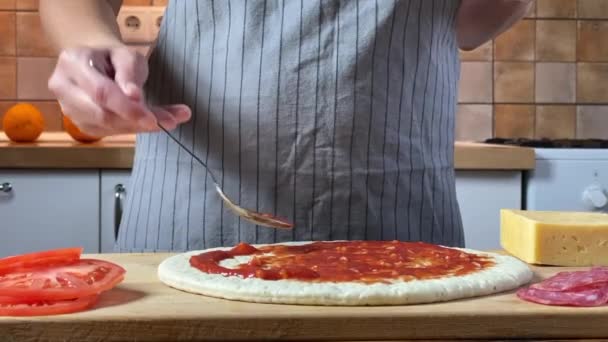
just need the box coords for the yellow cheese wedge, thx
[500,209,608,266]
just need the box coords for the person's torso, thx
[116,0,464,252]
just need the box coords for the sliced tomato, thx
[0,259,125,301]
[0,296,41,305]
[0,247,82,275]
[0,295,98,316]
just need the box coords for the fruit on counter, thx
[2,103,45,143]
[516,267,608,307]
[500,209,608,266]
[0,247,126,316]
[63,114,103,143]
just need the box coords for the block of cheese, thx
[500,209,608,266]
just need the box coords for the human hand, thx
[48,46,191,136]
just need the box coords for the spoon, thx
[88,55,293,230]
[156,124,293,229]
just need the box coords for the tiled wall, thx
[457,0,608,141]
[1,0,607,140]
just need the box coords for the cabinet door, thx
[455,171,522,250]
[100,170,132,253]
[0,170,99,257]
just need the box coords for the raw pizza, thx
[157,240,533,305]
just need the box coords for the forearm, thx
[39,0,125,50]
[456,0,534,51]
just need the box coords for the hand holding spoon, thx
[88,55,294,230]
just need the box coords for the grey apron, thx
[116,0,464,252]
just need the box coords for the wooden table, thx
[2,253,603,341]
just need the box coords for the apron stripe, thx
[445,29,454,246]
[448,5,459,246]
[404,0,423,240]
[428,0,441,243]
[124,133,142,249]
[134,131,151,248]
[444,0,454,245]
[201,0,217,248]
[236,0,248,243]
[418,0,435,241]
[254,0,267,243]
[152,3,172,250]
[430,0,445,244]
[393,0,411,240]
[310,0,322,241]
[144,133,159,248]
[363,0,378,240]
[328,0,341,241]
[156,1,178,250]
[379,1,396,240]
[170,0,188,250]
[122,12,168,250]
[272,0,286,243]
[346,0,359,241]
[438,0,451,245]
[186,0,202,250]
[292,0,304,242]
[219,0,232,246]
[140,16,168,249]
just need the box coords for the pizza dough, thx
[157,241,533,306]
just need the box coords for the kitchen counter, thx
[0,252,606,341]
[0,132,135,169]
[0,132,535,170]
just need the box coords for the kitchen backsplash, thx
[458,0,608,141]
[0,0,607,140]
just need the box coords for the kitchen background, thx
[0,0,606,257]
[1,0,607,140]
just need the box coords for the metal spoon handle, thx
[156,123,220,185]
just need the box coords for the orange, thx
[2,103,45,143]
[63,115,102,143]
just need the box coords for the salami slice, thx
[516,285,608,307]
[531,267,608,292]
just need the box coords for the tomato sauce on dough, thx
[189,241,495,283]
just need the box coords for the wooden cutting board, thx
[1,253,606,342]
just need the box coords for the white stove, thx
[525,148,608,213]
[484,138,608,213]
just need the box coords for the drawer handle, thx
[0,182,12,193]
[114,184,126,241]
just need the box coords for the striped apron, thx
[116,0,464,252]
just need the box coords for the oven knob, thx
[583,185,608,209]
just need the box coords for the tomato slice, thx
[0,259,125,301]
[0,247,82,275]
[0,295,98,316]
